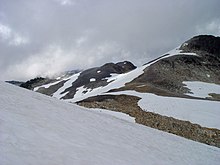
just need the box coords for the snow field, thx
[107,90,220,129]
[1,81,220,164]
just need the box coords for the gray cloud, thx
[0,0,220,80]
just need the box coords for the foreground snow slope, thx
[0,82,220,165]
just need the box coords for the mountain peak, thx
[180,35,220,55]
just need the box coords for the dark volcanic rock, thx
[180,35,220,55]
[37,80,68,96]
[20,77,53,90]
[18,61,136,99]
[61,61,136,99]
[6,81,24,86]
[119,35,220,99]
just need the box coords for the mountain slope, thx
[1,81,220,164]
[20,35,220,102]
[13,35,220,147]
[115,35,220,100]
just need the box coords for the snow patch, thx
[53,73,80,99]
[56,76,61,80]
[107,90,220,129]
[164,46,198,57]
[184,81,220,98]
[68,66,146,102]
[144,46,198,68]
[90,78,96,82]
[182,43,188,47]
[34,80,62,91]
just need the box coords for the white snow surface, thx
[52,73,80,99]
[90,78,96,82]
[34,80,63,91]
[108,90,220,129]
[1,81,220,164]
[184,81,220,98]
[164,46,198,57]
[90,108,135,123]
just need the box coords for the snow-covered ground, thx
[1,81,220,164]
[90,108,135,123]
[108,90,220,129]
[184,81,220,98]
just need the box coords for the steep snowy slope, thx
[1,81,220,165]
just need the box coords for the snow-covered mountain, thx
[20,35,220,102]
[1,81,220,164]
[9,35,220,147]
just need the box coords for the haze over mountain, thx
[1,35,220,164]
[1,0,220,80]
[17,35,220,148]
[22,35,220,102]
[1,1,220,164]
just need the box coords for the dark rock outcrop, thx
[61,61,136,99]
[20,77,52,90]
[6,81,24,86]
[119,35,220,100]
[180,35,220,55]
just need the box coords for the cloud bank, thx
[0,0,220,80]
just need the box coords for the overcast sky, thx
[0,0,220,81]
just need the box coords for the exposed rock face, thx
[61,61,136,99]
[10,35,220,147]
[6,81,24,86]
[20,77,52,90]
[119,35,220,99]
[180,35,220,55]
[37,80,68,96]
[24,61,136,98]
[18,35,220,100]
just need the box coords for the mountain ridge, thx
[17,35,220,102]
[8,35,220,147]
